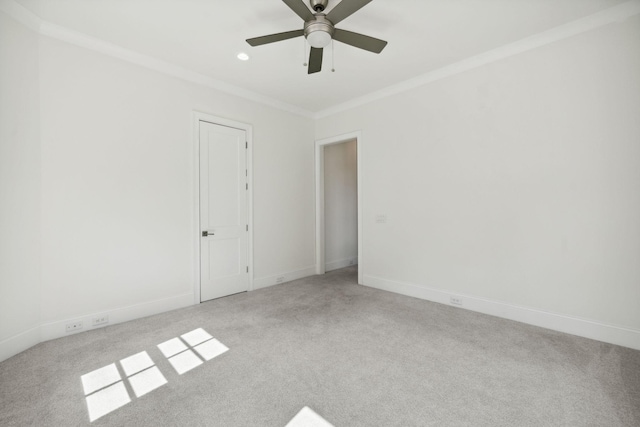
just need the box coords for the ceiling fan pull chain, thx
[332,41,336,72]
[303,38,308,67]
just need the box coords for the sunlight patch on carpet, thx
[181,328,213,347]
[161,328,229,373]
[194,338,229,361]
[128,366,168,398]
[286,406,334,427]
[81,363,121,395]
[157,337,188,358]
[85,381,131,422]
[120,351,154,376]
[168,349,203,374]
[81,328,228,421]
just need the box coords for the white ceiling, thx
[15,0,627,112]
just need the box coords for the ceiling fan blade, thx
[333,28,387,53]
[246,29,304,47]
[282,0,315,22]
[326,0,373,25]
[308,47,323,74]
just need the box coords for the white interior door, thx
[200,121,248,302]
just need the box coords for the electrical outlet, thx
[450,296,463,306]
[92,315,109,327]
[65,321,83,333]
[276,276,285,284]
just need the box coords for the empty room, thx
[1,0,639,425]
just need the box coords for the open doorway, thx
[315,131,363,284]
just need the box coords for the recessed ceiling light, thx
[237,52,250,61]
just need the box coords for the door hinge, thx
[246,266,249,273]
[245,141,248,149]
[246,224,248,231]
[246,183,248,190]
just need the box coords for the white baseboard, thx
[0,292,194,363]
[0,325,41,363]
[253,266,316,290]
[40,292,194,342]
[363,275,640,351]
[325,257,358,272]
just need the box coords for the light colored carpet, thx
[1,266,639,426]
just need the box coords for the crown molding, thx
[2,0,638,121]
[314,1,640,119]
[0,0,315,119]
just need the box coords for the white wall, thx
[1,10,315,361]
[0,12,41,356]
[316,17,640,343]
[37,36,315,324]
[324,139,358,271]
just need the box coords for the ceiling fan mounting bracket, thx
[310,0,329,12]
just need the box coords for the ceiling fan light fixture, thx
[306,30,332,48]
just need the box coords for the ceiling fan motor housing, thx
[310,0,329,12]
[304,14,334,48]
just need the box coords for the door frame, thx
[192,111,253,304]
[315,130,363,285]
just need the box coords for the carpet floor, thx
[1,266,639,426]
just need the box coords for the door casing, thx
[193,112,253,304]
[315,131,363,285]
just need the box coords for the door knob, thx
[202,231,214,237]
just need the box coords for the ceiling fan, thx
[246,0,388,74]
